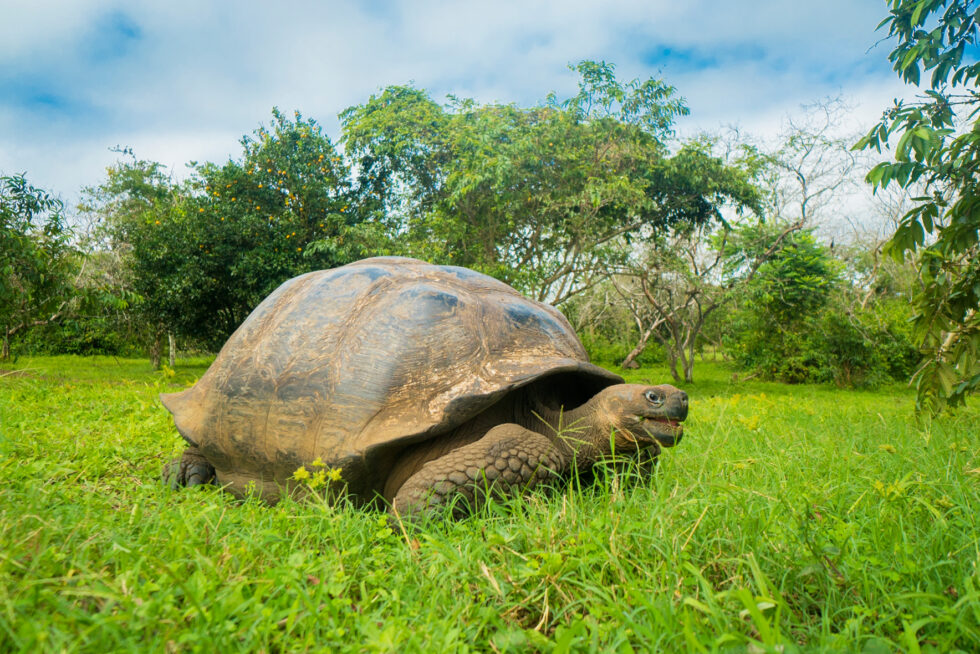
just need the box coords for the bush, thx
[16,316,134,356]
[731,296,919,388]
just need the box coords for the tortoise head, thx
[593,383,688,453]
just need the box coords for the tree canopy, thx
[85,110,377,354]
[2,56,930,394]
[341,62,755,304]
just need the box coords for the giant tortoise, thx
[162,257,688,517]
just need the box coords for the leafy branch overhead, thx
[857,0,980,411]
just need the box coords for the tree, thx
[609,138,763,380]
[858,0,980,411]
[727,226,920,387]
[765,98,860,235]
[613,223,727,381]
[341,61,695,304]
[614,99,861,381]
[728,227,842,382]
[339,86,451,231]
[191,108,371,343]
[82,156,195,367]
[0,174,77,359]
[86,111,372,363]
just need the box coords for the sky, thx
[0,1,911,206]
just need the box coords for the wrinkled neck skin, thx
[520,388,628,468]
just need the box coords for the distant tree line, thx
[3,5,978,415]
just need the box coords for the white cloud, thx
[0,0,911,202]
[0,0,114,61]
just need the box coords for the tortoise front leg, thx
[162,446,216,488]
[391,424,565,519]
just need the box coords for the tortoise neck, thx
[523,392,610,466]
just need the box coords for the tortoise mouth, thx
[641,416,684,446]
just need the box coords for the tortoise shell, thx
[161,256,622,502]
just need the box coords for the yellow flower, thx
[311,456,325,468]
[292,466,310,481]
[199,208,204,213]
[326,468,343,482]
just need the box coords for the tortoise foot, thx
[163,447,216,489]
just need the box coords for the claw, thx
[164,448,216,488]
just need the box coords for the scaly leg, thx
[391,424,566,519]
[162,446,216,488]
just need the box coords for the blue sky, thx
[0,1,909,203]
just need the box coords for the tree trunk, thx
[1,329,8,361]
[676,345,691,384]
[168,332,176,368]
[666,348,680,382]
[684,335,697,383]
[620,324,656,369]
[150,332,162,370]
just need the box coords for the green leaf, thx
[910,1,925,27]
[936,362,957,395]
[895,129,915,162]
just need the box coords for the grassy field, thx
[0,355,977,652]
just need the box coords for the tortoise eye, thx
[644,389,664,406]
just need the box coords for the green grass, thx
[1,355,978,652]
